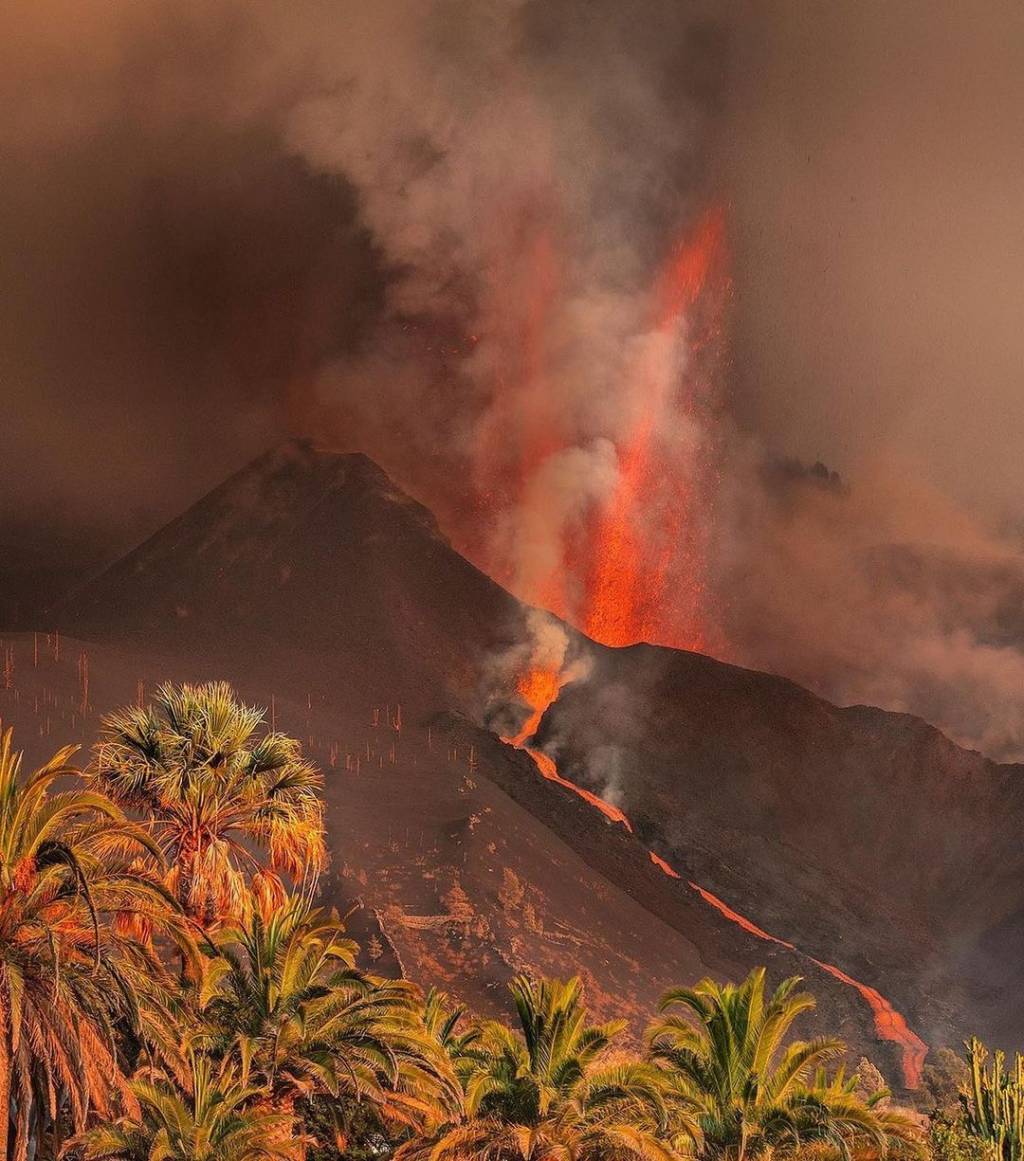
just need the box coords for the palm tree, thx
[69,1049,307,1161]
[198,897,460,1145]
[647,968,919,1161]
[399,974,694,1161]
[422,987,481,1076]
[794,1067,923,1161]
[89,682,327,929]
[0,723,179,1161]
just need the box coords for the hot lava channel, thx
[499,670,927,1089]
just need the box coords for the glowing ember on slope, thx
[646,851,927,1088]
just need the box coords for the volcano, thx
[3,439,1020,1091]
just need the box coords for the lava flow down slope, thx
[2,439,1017,1092]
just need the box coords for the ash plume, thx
[7,1,1024,761]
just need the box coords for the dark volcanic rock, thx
[540,641,1024,1054]
[15,439,1022,1089]
[56,439,528,712]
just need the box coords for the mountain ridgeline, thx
[5,437,1016,1089]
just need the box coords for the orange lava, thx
[688,881,796,950]
[645,853,927,1088]
[528,745,632,830]
[504,659,633,830]
[810,958,928,1089]
[649,850,680,878]
[581,207,727,650]
[464,203,728,653]
[509,667,563,747]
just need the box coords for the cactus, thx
[961,1036,1024,1161]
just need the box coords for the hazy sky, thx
[5,2,1023,536]
[5,1,1024,753]
[726,2,1024,520]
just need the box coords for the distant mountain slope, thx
[542,642,1024,1057]
[58,440,528,709]
[37,438,1024,1088]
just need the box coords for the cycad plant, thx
[0,723,179,1160]
[399,973,693,1161]
[648,968,915,1161]
[90,682,326,928]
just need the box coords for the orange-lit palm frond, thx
[90,682,326,929]
[198,896,460,1149]
[70,1048,309,1161]
[399,974,688,1161]
[647,969,922,1160]
[0,723,187,1159]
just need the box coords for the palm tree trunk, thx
[12,1057,31,1161]
[176,839,200,979]
[0,991,11,1161]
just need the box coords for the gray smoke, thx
[7,0,1024,760]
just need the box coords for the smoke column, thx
[282,1,731,653]
[7,0,1024,759]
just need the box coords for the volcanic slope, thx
[5,437,1015,1087]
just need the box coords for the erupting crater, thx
[581,206,728,652]
[484,201,927,1089]
[468,204,729,654]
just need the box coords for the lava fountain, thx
[582,206,728,652]
[468,203,729,652]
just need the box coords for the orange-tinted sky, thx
[5,1,1024,759]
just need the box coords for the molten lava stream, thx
[646,851,926,1088]
[504,668,632,830]
[688,881,796,949]
[524,746,632,830]
[810,959,928,1089]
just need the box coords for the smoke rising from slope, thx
[6,1,1024,758]
[714,444,1024,759]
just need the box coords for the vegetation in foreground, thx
[0,682,1012,1161]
